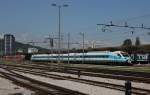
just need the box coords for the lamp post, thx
[51,3,68,63]
[79,32,85,64]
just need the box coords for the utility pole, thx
[79,32,85,64]
[67,33,70,64]
[45,35,54,63]
[82,33,85,64]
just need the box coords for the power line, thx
[97,21,150,34]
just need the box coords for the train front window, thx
[117,54,121,57]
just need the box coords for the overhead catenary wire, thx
[98,13,150,33]
[97,21,150,31]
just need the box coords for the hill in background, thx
[15,41,49,53]
[0,39,150,54]
[0,39,49,54]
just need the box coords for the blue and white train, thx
[31,51,132,65]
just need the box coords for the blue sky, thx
[0,0,150,48]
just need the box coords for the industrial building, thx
[4,34,15,55]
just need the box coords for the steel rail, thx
[5,66,150,95]
[0,68,87,95]
[1,63,150,84]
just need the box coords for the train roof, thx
[32,51,117,57]
[113,51,127,54]
[88,51,110,53]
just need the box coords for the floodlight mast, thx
[51,3,68,63]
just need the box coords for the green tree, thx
[122,39,132,47]
[122,39,133,54]
[135,37,141,46]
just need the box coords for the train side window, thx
[140,56,142,59]
[104,55,109,58]
[136,56,139,59]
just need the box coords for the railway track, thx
[3,62,150,77]
[0,67,87,95]
[2,66,150,95]
[1,63,150,84]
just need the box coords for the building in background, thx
[4,34,15,55]
[28,48,38,54]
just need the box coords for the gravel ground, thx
[47,72,150,90]
[14,71,124,95]
[0,75,34,95]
